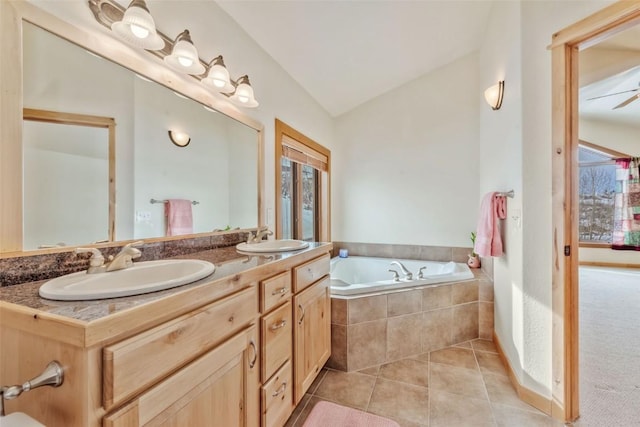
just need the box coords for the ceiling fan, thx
[586,82,640,110]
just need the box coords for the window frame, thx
[275,119,330,241]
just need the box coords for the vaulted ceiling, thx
[216,0,494,117]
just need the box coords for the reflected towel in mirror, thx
[165,199,193,236]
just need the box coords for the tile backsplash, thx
[0,231,251,287]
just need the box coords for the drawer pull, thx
[248,339,257,369]
[272,381,287,397]
[271,287,289,296]
[269,320,287,331]
[298,304,305,325]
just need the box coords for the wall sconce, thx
[230,75,259,108]
[201,55,235,93]
[484,80,505,110]
[164,30,205,75]
[90,0,259,108]
[110,0,164,50]
[168,130,191,147]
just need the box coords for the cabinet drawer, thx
[261,300,292,382]
[103,286,258,409]
[293,253,330,293]
[261,270,291,312]
[261,360,293,427]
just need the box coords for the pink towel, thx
[474,192,507,257]
[165,199,193,236]
[302,401,400,427]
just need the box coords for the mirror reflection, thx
[21,22,259,250]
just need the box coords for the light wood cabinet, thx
[0,244,332,427]
[292,275,331,405]
[103,325,259,427]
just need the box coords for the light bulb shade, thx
[230,75,259,108]
[202,56,235,93]
[484,80,505,110]
[168,130,191,147]
[163,30,206,75]
[111,0,164,50]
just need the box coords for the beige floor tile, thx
[430,347,478,370]
[409,352,430,363]
[472,338,498,353]
[430,390,496,427]
[306,368,328,394]
[379,358,429,387]
[367,378,430,425]
[429,362,486,398]
[358,365,381,376]
[284,393,311,427]
[454,341,472,348]
[476,351,507,376]
[492,403,559,427]
[314,370,376,410]
[483,373,539,412]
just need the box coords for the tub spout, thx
[390,261,413,280]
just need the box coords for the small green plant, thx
[470,231,477,257]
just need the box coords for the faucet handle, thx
[388,269,400,282]
[75,247,105,267]
[417,266,427,279]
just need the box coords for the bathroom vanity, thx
[0,243,331,427]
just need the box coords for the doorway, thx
[551,2,640,422]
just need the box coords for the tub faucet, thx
[390,261,413,280]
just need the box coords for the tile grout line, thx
[472,341,499,426]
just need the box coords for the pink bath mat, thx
[302,401,400,427]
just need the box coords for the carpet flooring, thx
[577,267,640,426]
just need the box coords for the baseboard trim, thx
[579,261,640,269]
[492,332,553,416]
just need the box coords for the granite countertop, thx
[0,243,330,323]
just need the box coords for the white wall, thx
[478,0,526,385]
[482,0,617,399]
[333,54,480,247]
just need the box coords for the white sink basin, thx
[39,259,215,301]
[0,413,45,427]
[236,239,309,253]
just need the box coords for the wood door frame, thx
[550,1,640,421]
[23,108,117,244]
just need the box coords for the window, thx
[578,142,627,245]
[275,120,330,242]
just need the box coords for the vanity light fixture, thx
[111,0,164,50]
[168,130,191,147]
[90,0,259,108]
[163,30,206,75]
[201,55,235,94]
[230,75,259,108]
[484,80,505,110]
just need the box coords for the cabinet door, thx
[292,276,331,405]
[103,325,259,427]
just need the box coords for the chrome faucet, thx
[76,241,143,274]
[390,261,413,280]
[248,228,273,243]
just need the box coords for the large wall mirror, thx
[0,3,263,253]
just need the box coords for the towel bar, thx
[150,198,200,205]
